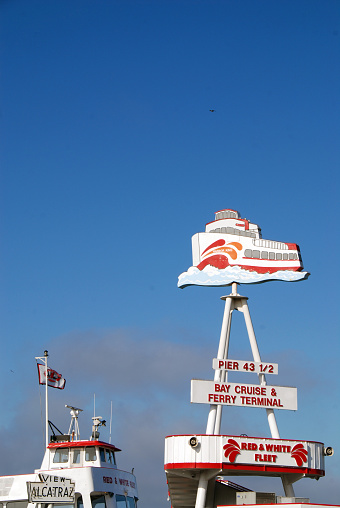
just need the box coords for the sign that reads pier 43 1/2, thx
[191,380,297,410]
[27,474,75,503]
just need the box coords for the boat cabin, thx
[41,441,119,470]
[0,411,138,508]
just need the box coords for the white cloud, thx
[1,328,338,507]
[178,265,310,288]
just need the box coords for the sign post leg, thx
[206,292,234,435]
[239,298,296,497]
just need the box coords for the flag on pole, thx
[37,363,66,389]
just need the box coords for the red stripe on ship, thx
[164,462,324,477]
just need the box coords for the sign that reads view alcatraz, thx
[213,358,278,375]
[27,474,75,503]
[191,380,297,410]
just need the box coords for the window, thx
[77,497,84,508]
[85,447,97,461]
[53,448,69,463]
[116,496,136,508]
[73,449,81,464]
[283,253,288,260]
[269,252,275,260]
[289,253,295,260]
[7,503,27,508]
[276,253,282,260]
[105,449,112,464]
[261,251,268,259]
[116,496,126,508]
[252,250,260,258]
[244,249,252,258]
[91,495,105,508]
[126,497,136,508]
[100,447,106,462]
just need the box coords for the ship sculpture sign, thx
[178,208,309,287]
[27,474,75,503]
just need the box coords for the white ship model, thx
[178,209,309,287]
[192,209,303,274]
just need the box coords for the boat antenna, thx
[66,404,83,441]
[109,401,113,444]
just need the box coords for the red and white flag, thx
[37,363,66,389]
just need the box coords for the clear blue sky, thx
[1,1,339,506]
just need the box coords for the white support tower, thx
[195,283,294,508]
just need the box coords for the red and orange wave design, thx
[197,240,242,271]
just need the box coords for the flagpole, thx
[44,350,49,448]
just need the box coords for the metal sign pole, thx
[206,293,234,435]
[44,350,49,449]
[237,297,295,497]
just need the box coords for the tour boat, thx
[0,406,138,508]
[192,209,303,274]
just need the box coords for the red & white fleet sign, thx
[164,434,325,477]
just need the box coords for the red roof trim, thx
[206,218,240,227]
[47,440,121,452]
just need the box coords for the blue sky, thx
[1,1,339,506]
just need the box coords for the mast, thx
[35,350,49,448]
[45,350,49,448]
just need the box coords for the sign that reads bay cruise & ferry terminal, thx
[191,380,297,410]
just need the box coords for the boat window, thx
[283,253,288,260]
[7,503,28,508]
[289,253,295,260]
[105,449,112,463]
[244,249,252,258]
[53,448,69,463]
[126,497,136,508]
[77,496,84,508]
[85,447,97,461]
[261,251,268,259]
[276,253,282,260]
[252,250,260,259]
[269,252,275,260]
[100,447,106,462]
[91,495,106,508]
[116,495,136,508]
[73,448,82,464]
